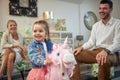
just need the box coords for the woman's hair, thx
[100,0,113,9]
[33,20,50,40]
[7,20,17,28]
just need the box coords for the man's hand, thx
[96,50,108,66]
[73,47,83,55]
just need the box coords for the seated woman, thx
[0,20,27,80]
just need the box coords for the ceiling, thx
[59,0,83,4]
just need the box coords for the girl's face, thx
[7,21,17,33]
[33,24,47,42]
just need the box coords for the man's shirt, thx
[82,17,120,53]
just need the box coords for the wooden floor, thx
[1,70,28,80]
[81,65,120,80]
[1,65,120,80]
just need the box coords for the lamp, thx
[76,35,83,47]
[43,11,53,20]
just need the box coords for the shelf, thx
[50,31,74,49]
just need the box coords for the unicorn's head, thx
[50,37,75,66]
[46,37,76,80]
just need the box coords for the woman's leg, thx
[0,49,10,78]
[7,51,16,80]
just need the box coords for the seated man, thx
[71,0,120,80]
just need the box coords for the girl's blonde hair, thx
[33,20,50,40]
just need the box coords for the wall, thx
[0,0,79,46]
[79,0,99,43]
[79,0,120,43]
[0,0,120,46]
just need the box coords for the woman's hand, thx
[13,44,27,60]
[73,47,83,55]
[14,44,27,53]
[19,45,27,53]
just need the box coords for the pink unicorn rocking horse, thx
[46,37,76,80]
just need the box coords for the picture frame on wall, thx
[51,39,61,44]
[19,0,29,7]
[9,0,37,17]
[50,32,60,38]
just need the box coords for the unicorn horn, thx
[63,36,68,48]
[64,36,68,44]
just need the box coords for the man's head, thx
[99,0,113,20]
[100,0,113,9]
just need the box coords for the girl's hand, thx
[44,59,52,65]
